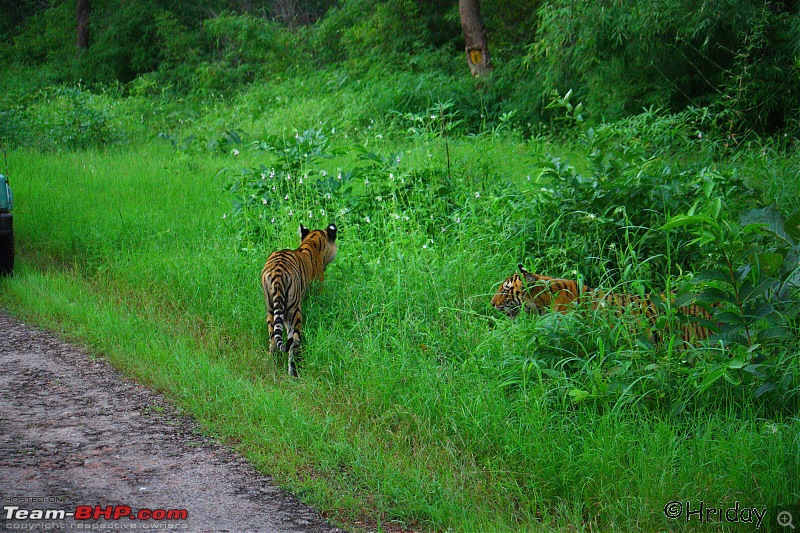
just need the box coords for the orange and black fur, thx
[261,224,338,376]
[492,264,715,345]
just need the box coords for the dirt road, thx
[0,310,344,533]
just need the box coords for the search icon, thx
[778,510,795,529]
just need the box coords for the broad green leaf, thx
[661,214,717,231]
[740,222,769,235]
[697,365,726,392]
[784,210,800,242]
[755,252,784,277]
[754,383,778,398]
[723,370,742,386]
[739,278,775,304]
[743,364,766,379]
[569,389,592,403]
[743,301,774,320]
[672,291,697,308]
[757,326,793,341]
[696,268,731,284]
[699,287,737,304]
[728,358,748,370]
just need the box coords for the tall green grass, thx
[1,86,798,532]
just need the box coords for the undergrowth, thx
[0,79,798,532]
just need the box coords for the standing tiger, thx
[491,264,715,345]
[261,224,338,376]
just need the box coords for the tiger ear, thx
[326,223,338,242]
[518,263,536,284]
[299,224,310,240]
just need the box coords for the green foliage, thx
[663,206,800,400]
[0,85,123,151]
[6,1,74,67]
[310,0,457,69]
[223,128,343,244]
[533,0,800,131]
[81,2,163,83]
[2,0,799,140]
[1,10,799,527]
[3,83,799,531]
[513,93,757,285]
[199,13,306,89]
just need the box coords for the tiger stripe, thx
[261,224,338,376]
[491,263,716,346]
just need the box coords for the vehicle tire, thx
[0,228,14,276]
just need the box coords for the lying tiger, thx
[491,264,715,345]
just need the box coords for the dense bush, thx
[2,0,798,138]
[533,0,800,132]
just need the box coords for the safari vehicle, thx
[0,172,13,275]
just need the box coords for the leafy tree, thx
[533,0,800,132]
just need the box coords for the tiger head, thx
[299,223,338,267]
[491,263,543,318]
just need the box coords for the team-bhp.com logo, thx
[4,505,188,521]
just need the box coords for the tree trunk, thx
[459,0,491,77]
[76,0,90,50]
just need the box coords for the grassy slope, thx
[1,81,798,532]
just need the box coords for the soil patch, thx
[0,310,344,533]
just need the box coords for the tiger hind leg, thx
[263,276,278,354]
[286,314,302,377]
[267,306,278,354]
